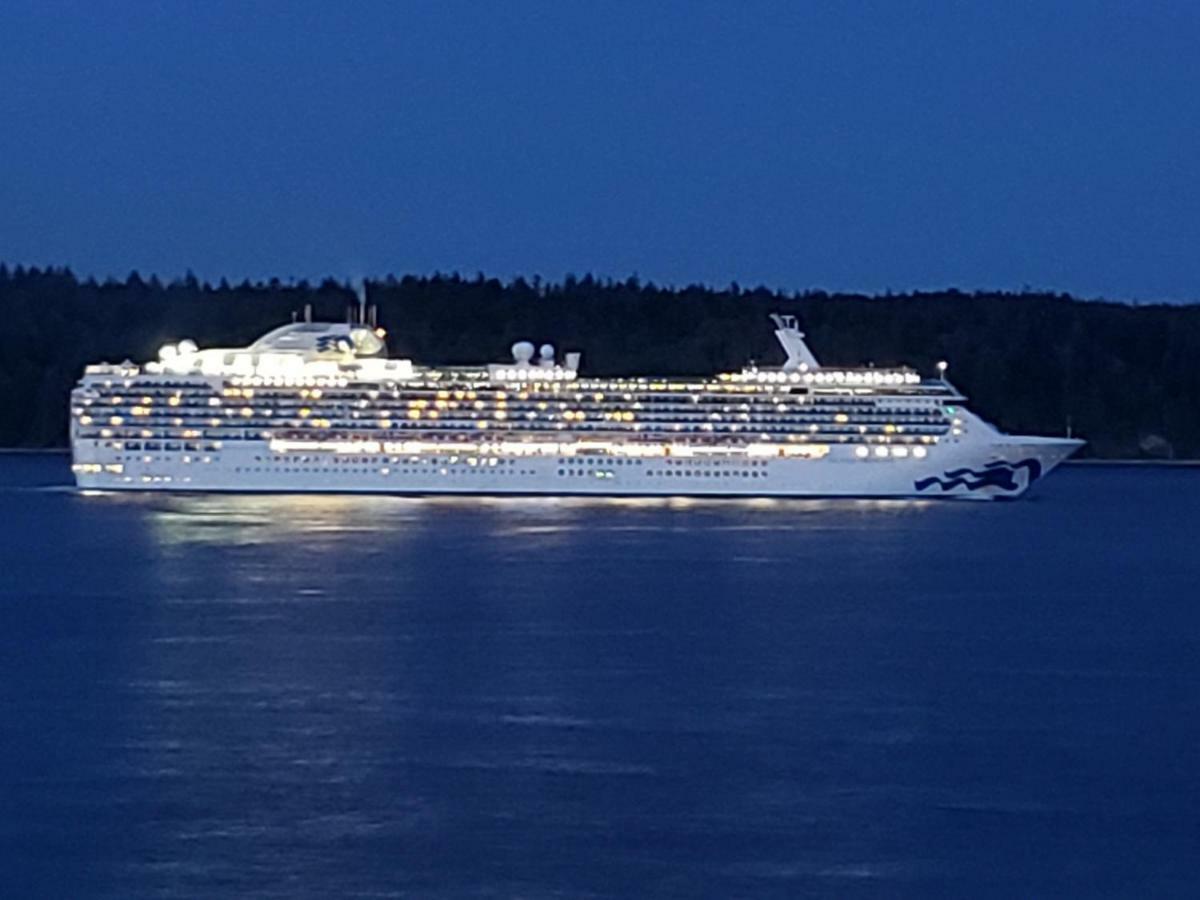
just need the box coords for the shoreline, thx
[4,448,1198,466]
[1065,458,1200,467]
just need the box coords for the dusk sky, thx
[1,1,1197,301]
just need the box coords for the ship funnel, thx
[769,314,820,371]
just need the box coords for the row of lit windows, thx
[854,445,929,459]
[554,468,771,479]
[78,413,950,436]
[81,426,946,452]
[77,382,952,410]
[254,454,517,467]
[230,465,540,476]
[83,372,954,405]
[79,411,951,431]
[80,418,949,437]
[76,394,951,420]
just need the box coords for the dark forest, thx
[2,264,1196,457]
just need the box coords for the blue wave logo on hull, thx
[914,458,1042,493]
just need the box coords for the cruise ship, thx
[70,307,1082,499]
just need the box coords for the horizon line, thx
[0,260,1195,308]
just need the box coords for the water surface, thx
[1,455,1197,897]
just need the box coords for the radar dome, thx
[511,341,535,363]
[177,339,198,354]
[539,344,555,360]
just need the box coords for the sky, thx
[1,1,1198,301]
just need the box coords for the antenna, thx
[356,280,368,325]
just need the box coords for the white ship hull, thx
[73,434,1081,500]
[69,311,1085,501]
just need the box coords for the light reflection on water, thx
[75,489,945,548]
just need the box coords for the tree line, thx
[1,264,1197,457]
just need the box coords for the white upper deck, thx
[84,321,415,383]
[81,314,943,396]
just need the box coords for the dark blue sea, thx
[2,454,1198,898]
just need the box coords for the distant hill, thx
[2,264,1197,457]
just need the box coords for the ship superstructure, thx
[70,310,1081,499]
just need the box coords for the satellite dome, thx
[511,341,535,363]
[177,339,198,354]
[539,343,555,360]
